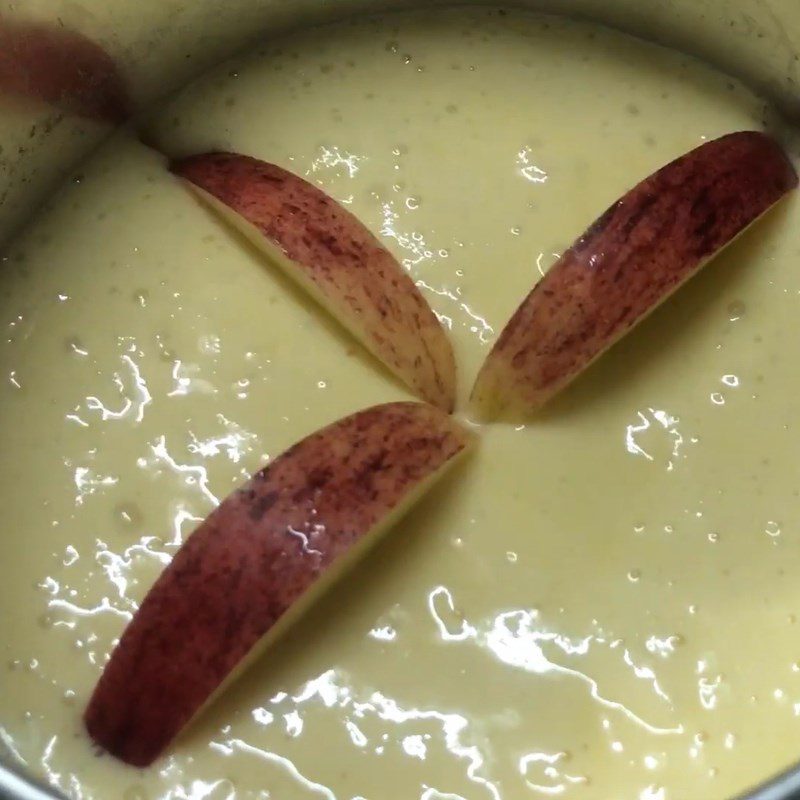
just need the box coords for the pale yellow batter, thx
[2,8,800,799]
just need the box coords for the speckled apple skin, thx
[171,153,456,412]
[0,19,129,123]
[84,402,471,767]
[471,131,798,419]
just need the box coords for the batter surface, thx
[2,8,800,799]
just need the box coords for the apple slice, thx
[171,153,457,412]
[84,401,472,766]
[471,131,798,419]
[0,19,129,123]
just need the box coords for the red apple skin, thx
[84,402,471,767]
[0,19,129,123]
[471,131,798,418]
[171,153,456,412]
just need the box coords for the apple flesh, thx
[84,402,472,767]
[471,131,798,419]
[171,153,457,412]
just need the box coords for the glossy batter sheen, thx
[1,8,800,800]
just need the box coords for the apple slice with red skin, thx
[84,401,472,767]
[171,153,457,412]
[470,131,798,420]
[0,19,129,123]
